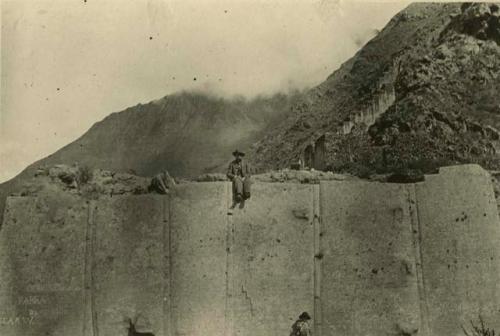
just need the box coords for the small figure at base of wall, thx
[290,312,312,336]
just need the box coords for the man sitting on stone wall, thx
[227,149,251,203]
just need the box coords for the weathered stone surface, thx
[93,196,166,336]
[416,165,500,335]
[0,195,87,336]
[320,181,421,336]
[1,165,500,336]
[230,183,315,336]
[169,182,228,336]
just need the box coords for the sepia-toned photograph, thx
[1,0,500,335]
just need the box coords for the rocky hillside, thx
[2,3,500,221]
[0,91,300,220]
[7,91,301,178]
[47,91,302,177]
[251,3,500,178]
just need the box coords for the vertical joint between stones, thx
[313,184,322,336]
[408,185,430,336]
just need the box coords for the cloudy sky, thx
[0,0,409,182]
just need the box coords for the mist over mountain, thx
[11,91,303,177]
[0,90,301,218]
[1,2,500,219]
[1,0,407,184]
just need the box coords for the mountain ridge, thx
[2,2,500,221]
[251,2,500,177]
[0,90,302,220]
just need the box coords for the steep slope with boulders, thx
[0,91,301,222]
[2,3,500,223]
[251,2,500,179]
[44,91,301,178]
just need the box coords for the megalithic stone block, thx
[416,164,500,335]
[169,182,228,336]
[319,181,421,336]
[93,195,166,336]
[0,195,88,336]
[230,183,315,336]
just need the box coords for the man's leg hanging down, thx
[243,177,251,200]
[233,177,243,202]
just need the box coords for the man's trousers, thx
[232,176,251,200]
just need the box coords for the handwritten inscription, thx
[0,316,34,326]
[25,284,81,291]
[0,312,37,326]
[0,309,38,326]
[17,295,48,306]
[0,305,41,326]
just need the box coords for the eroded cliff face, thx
[251,3,500,177]
[1,165,499,336]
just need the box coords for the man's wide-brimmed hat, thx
[232,150,245,157]
[299,312,311,320]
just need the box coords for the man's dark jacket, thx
[226,160,251,180]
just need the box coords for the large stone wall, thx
[0,194,87,336]
[320,181,421,336]
[230,183,316,336]
[415,166,500,336]
[0,165,499,336]
[169,183,228,336]
[92,196,166,336]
